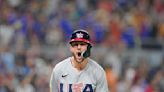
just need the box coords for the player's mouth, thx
[77,52,81,57]
[76,52,83,59]
[75,52,83,63]
[74,52,86,63]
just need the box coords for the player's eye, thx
[71,43,78,47]
[80,43,86,46]
[71,42,87,47]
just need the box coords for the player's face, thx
[70,41,88,63]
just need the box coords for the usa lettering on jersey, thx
[59,83,93,92]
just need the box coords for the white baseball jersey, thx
[50,57,109,92]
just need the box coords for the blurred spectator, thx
[104,48,122,78]
[158,59,164,92]
[121,23,137,48]
[0,24,15,47]
[105,64,118,92]
[130,57,149,92]
[145,66,163,92]
[0,47,15,73]
[15,76,35,92]
[45,25,64,46]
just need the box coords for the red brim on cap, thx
[69,38,90,44]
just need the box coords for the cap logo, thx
[76,33,83,38]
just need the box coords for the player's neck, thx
[71,57,88,71]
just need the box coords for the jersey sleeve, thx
[49,67,59,92]
[95,69,109,92]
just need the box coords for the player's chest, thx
[58,71,96,92]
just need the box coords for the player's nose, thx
[77,44,82,49]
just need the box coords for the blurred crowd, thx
[0,0,164,92]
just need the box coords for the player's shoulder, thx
[88,58,107,83]
[53,57,71,70]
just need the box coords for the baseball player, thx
[49,29,109,92]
